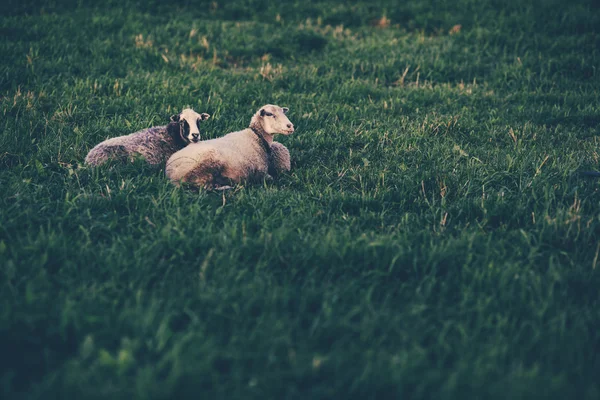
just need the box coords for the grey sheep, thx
[166,104,293,189]
[85,108,210,166]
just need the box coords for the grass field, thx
[1,0,600,398]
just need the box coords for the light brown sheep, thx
[166,105,293,189]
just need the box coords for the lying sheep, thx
[166,104,293,189]
[85,109,210,166]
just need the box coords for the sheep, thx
[84,108,210,166]
[166,104,294,189]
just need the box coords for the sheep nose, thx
[192,133,199,138]
[286,124,293,128]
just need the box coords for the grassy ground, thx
[1,0,599,398]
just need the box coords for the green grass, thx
[1,0,600,398]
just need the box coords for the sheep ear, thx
[170,114,180,122]
[282,107,289,114]
[200,113,210,121]
[260,109,266,117]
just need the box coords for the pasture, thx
[1,0,599,398]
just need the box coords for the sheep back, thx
[166,129,269,187]
[85,125,182,166]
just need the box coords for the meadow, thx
[1,0,599,398]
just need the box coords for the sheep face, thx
[258,105,294,135]
[169,108,211,144]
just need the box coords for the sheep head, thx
[168,108,210,146]
[255,105,294,136]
